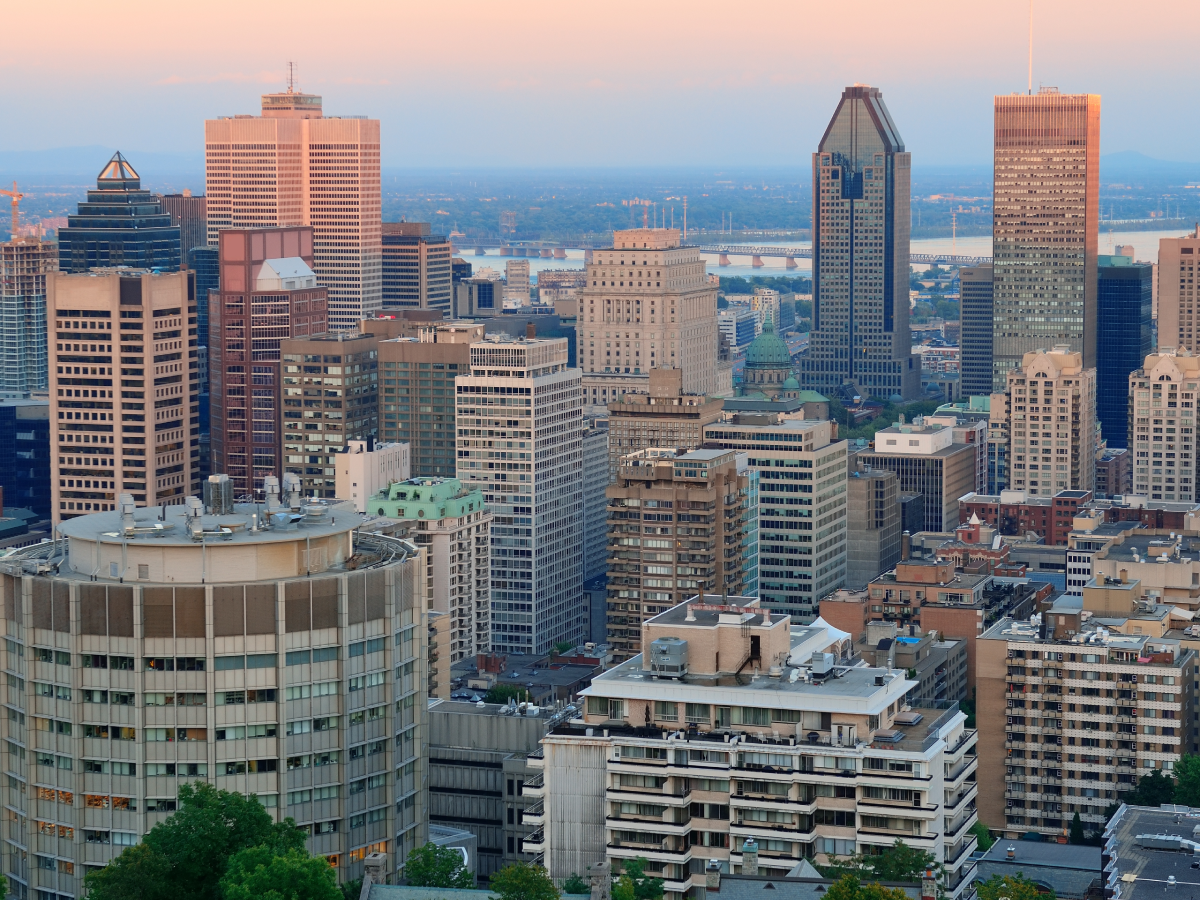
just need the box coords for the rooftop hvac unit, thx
[204,474,234,515]
[650,637,688,678]
[811,652,835,678]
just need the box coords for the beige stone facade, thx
[1128,349,1200,503]
[605,368,724,479]
[1153,226,1200,353]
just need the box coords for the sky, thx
[3,0,1199,168]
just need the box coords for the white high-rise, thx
[455,335,584,654]
[205,84,382,330]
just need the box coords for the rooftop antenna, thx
[1027,0,1033,95]
[287,61,296,93]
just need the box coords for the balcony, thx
[523,800,544,828]
[523,773,544,798]
[522,831,545,854]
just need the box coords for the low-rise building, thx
[973,839,1101,900]
[856,622,969,707]
[335,439,411,512]
[527,595,979,899]
[1096,447,1132,499]
[1102,802,1200,900]
[958,489,1093,546]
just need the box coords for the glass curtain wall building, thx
[1096,256,1153,448]
[959,264,994,398]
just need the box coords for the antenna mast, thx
[287,61,296,93]
[1027,0,1033,95]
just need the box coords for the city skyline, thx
[2,0,1199,167]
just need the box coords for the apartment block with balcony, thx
[527,595,979,900]
[977,615,1194,841]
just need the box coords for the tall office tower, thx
[381,223,452,313]
[704,415,847,621]
[1128,349,1200,502]
[992,90,1101,389]
[455,335,584,655]
[959,264,994,398]
[1156,226,1200,352]
[280,333,379,498]
[374,322,481,478]
[505,259,530,304]
[605,448,754,659]
[159,189,208,268]
[845,463,901,589]
[49,270,199,522]
[0,491,428,890]
[801,86,919,401]
[581,418,610,581]
[205,84,381,330]
[58,153,182,274]
[997,346,1097,496]
[0,236,54,391]
[208,227,327,495]
[368,477,493,658]
[1097,255,1153,448]
[451,257,472,290]
[0,396,50,520]
[577,228,718,413]
[606,369,724,478]
[191,245,219,357]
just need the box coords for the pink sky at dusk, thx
[4,0,1198,166]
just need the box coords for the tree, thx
[85,783,309,900]
[562,874,591,895]
[1123,769,1176,807]
[611,858,662,900]
[491,862,560,900]
[975,874,1051,900]
[969,821,995,853]
[1069,811,1086,845]
[819,841,940,885]
[824,875,911,900]
[220,846,340,900]
[341,878,364,900]
[406,842,475,889]
[484,684,525,705]
[1173,755,1200,807]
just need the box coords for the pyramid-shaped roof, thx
[97,152,140,187]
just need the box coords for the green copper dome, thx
[744,318,792,368]
[782,375,800,391]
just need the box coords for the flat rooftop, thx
[1105,804,1200,900]
[1100,533,1200,563]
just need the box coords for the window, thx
[654,701,678,722]
[312,646,338,663]
[247,654,277,669]
[215,655,244,671]
[286,650,311,666]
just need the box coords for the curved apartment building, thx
[0,476,427,897]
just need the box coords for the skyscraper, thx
[159,189,208,268]
[208,226,327,495]
[801,86,919,401]
[959,264,994,398]
[991,89,1101,388]
[1156,226,1200,353]
[49,269,200,521]
[455,335,584,655]
[1096,255,1153,448]
[0,236,54,391]
[205,84,381,330]
[577,228,719,413]
[381,222,452,313]
[57,153,181,274]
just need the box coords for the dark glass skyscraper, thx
[960,264,994,398]
[801,85,919,400]
[57,152,181,273]
[1097,255,1153,448]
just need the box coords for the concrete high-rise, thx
[801,86,919,401]
[577,228,718,413]
[704,415,847,620]
[159,189,208,269]
[0,489,428,890]
[996,346,1097,497]
[1128,348,1200,503]
[0,236,54,392]
[58,153,181,274]
[606,368,724,478]
[455,335,584,655]
[1156,226,1200,353]
[959,264,994,398]
[992,90,1101,389]
[605,448,755,659]
[49,270,200,521]
[381,223,452,314]
[1097,255,1153,448]
[581,418,609,581]
[205,85,381,330]
[208,226,327,495]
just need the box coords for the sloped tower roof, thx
[96,152,140,189]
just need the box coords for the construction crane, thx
[0,181,24,238]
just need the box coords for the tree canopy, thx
[405,842,475,889]
[83,782,329,900]
[823,875,911,900]
[562,873,591,895]
[975,874,1052,900]
[970,821,995,853]
[819,840,941,884]
[611,858,663,900]
[484,684,526,705]
[1173,755,1200,807]
[490,862,560,900]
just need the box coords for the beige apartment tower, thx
[577,228,718,413]
[1157,226,1200,353]
[49,270,200,522]
[999,346,1097,496]
[205,85,381,331]
[992,90,1101,389]
[1128,348,1200,502]
[605,368,724,478]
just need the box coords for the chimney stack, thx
[705,860,722,892]
[901,531,911,560]
[741,839,759,876]
[526,322,537,339]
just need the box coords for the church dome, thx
[782,375,800,391]
[744,318,792,369]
